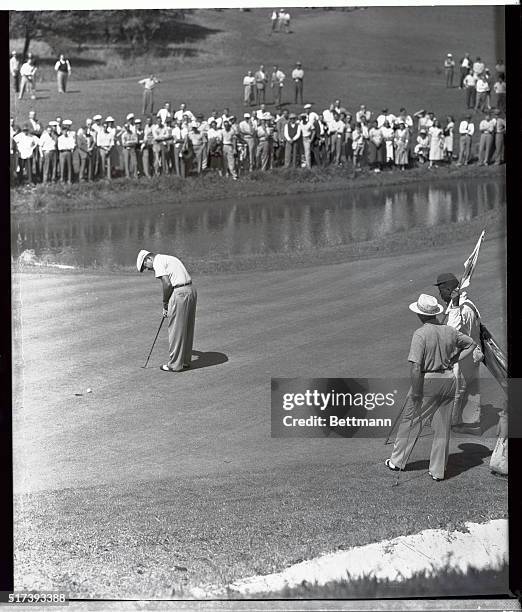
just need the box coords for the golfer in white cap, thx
[137,250,197,372]
[385,294,476,481]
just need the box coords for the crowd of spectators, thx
[9,50,507,187]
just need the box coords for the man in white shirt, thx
[395,108,413,128]
[138,74,160,114]
[270,66,285,107]
[493,110,506,165]
[14,124,39,183]
[174,103,195,123]
[19,57,37,100]
[459,53,471,88]
[463,71,477,109]
[10,51,20,94]
[456,115,475,165]
[478,112,496,165]
[238,113,257,171]
[57,120,76,184]
[377,108,396,128]
[355,105,371,124]
[96,121,115,179]
[472,57,485,78]
[254,65,268,105]
[243,70,255,107]
[475,76,490,113]
[137,250,197,373]
[493,75,506,114]
[39,123,58,183]
[291,61,304,105]
[157,102,172,125]
[284,113,302,168]
[444,53,455,88]
[303,103,320,123]
[54,54,72,93]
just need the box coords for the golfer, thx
[385,294,475,481]
[137,250,197,372]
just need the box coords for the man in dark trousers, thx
[137,250,197,372]
[385,293,475,481]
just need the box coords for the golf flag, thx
[459,229,485,290]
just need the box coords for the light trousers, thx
[167,285,197,371]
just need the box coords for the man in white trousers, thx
[137,250,197,372]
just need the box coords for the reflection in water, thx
[12,178,504,268]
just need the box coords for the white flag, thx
[460,229,485,290]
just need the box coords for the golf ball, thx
[86,388,92,393]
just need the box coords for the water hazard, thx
[12,178,504,270]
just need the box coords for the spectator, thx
[121,123,138,178]
[351,122,365,169]
[478,111,495,166]
[19,57,37,100]
[76,122,95,182]
[254,65,268,105]
[377,108,396,128]
[329,111,345,166]
[396,107,413,129]
[493,74,506,114]
[141,116,154,178]
[10,51,20,94]
[256,117,272,171]
[157,102,172,125]
[14,124,38,183]
[291,62,304,105]
[57,119,76,184]
[238,113,257,171]
[444,53,455,88]
[207,120,223,175]
[443,115,455,162]
[463,70,477,109]
[456,114,474,165]
[394,121,409,170]
[282,9,291,33]
[428,119,444,168]
[284,113,302,168]
[475,75,490,112]
[38,122,58,184]
[414,129,430,164]
[188,122,206,175]
[270,10,278,34]
[54,54,72,93]
[221,121,238,179]
[368,120,384,172]
[472,56,485,77]
[174,103,195,123]
[243,70,255,107]
[356,104,371,124]
[459,53,471,88]
[493,110,505,165]
[494,59,505,75]
[271,65,285,107]
[96,119,115,179]
[138,74,160,115]
[381,120,394,166]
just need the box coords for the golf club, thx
[141,316,165,368]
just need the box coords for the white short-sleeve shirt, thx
[153,254,191,287]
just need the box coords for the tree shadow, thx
[188,349,228,370]
[405,442,492,480]
[36,56,107,68]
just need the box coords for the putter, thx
[141,316,165,368]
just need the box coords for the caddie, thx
[435,272,483,434]
[137,250,197,372]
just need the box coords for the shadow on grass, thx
[406,442,492,480]
[36,56,107,68]
[188,349,228,370]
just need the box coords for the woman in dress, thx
[443,115,455,163]
[394,121,410,170]
[428,119,444,168]
[368,120,384,172]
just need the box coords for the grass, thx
[11,163,505,215]
[15,455,507,598]
[235,564,510,599]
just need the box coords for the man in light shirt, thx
[221,121,238,179]
[328,111,345,165]
[152,117,169,176]
[174,103,195,123]
[14,124,39,183]
[57,120,76,184]
[157,102,172,125]
[355,105,371,124]
[243,70,255,107]
[462,70,477,109]
[444,53,455,88]
[254,64,268,105]
[10,51,20,94]
[137,250,197,373]
[477,111,496,166]
[493,75,506,114]
[19,57,37,100]
[291,61,304,105]
[141,116,155,178]
[121,123,138,178]
[96,120,115,180]
[238,113,257,171]
[472,56,485,77]
[459,53,471,88]
[303,103,320,123]
[475,75,490,113]
[377,108,396,128]
[299,113,316,168]
[456,114,474,165]
[54,54,72,93]
[271,65,285,107]
[39,122,58,184]
[138,74,160,114]
[493,110,505,165]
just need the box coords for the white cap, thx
[126,113,135,120]
[136,250,150,273]
[62,119,72,126]
[48,121,58,126]
[105,116,114,122]
[303,103,312,109]
[92,114,102,121]
[243,113,251,118]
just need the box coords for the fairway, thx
[12,234,507,596]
